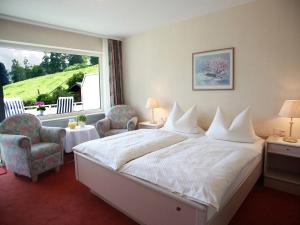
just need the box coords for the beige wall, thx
[123,0,300,137]
[0,19,103,54]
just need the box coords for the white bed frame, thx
[74,151,262,225]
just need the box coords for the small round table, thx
[64,125,99,153]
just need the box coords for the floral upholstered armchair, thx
[96,105,138,137]
[0,114,66,182]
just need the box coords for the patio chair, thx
[4,98,25,118]
[96,105,138,137]
[56,96,74,114]
[0,113,66,182]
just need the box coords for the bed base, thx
[74,152,262,225]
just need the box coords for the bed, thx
[73,129,196,170]
[73,130,265,225]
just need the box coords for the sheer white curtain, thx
[101,39,111,113]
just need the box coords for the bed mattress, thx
[73,129,188,170]
[121,136,265,212]
[206,150,262,220]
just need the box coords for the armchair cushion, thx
[40,127,66,144]
[0,113,41,144]
[31,143,61,160]
[108,105,137,129]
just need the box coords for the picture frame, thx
[192,47,234,90]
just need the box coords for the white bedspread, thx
[73,129,187,170]
[121,136,264,210]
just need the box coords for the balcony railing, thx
[24,102,84,116]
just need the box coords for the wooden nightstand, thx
[264,136,300,195]
[138,121,163,129]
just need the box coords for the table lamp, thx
[278,100,300,143]
[145,97,160,124]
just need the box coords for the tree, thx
[67,54,84,66]
[90,56,99,65]
[40,54,51,74]
[0,62,10,85]
[31,65,45,77]
[210,57,228,75]
[49,53,67,73]
[40,53,67,74]
[10,59,26,82]
[24,58,32,79]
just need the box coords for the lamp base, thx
[283,136,298,143]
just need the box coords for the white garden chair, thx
[56,97,74,114]
[4,98,25,118]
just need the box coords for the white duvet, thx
[73,129,187,170]
[121,136,264,210]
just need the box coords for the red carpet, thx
[0,166,7,175]
[230,181,300,225]
[0,154,299,225]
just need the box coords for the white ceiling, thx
[0,0,254,38]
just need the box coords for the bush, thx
[34,71,85,105]
[36,93,54,105]
[64,63,88,72]
[66,72,84,89]
[36,86,74,105]
[51,86,73,102]
[23,99,36,107]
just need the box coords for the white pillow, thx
[164,102,203,134]
[206,107,258,143]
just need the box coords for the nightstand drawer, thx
[268,144,300,158]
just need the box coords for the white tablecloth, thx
[64,125,99,153]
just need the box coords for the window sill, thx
[38,109,104,122]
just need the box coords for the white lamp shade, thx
[279,100,300,118]
[145,97,160,109]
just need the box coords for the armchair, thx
[0,113,66,182]
[96,105,138,137]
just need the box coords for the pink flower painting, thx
[193,48,234,90]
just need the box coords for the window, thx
[0,46,102,118]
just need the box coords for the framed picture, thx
[192,48,234,90]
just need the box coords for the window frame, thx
[0,40,104,121]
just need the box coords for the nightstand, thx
[264,136,300,195]
[138,121,163,129]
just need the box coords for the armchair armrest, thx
[40,126,66,144]
[0,134,31,149]
[0,134,32,177]
[96,118,111,138]
[127,116,138,131]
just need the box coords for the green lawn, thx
[4,65,98,105]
